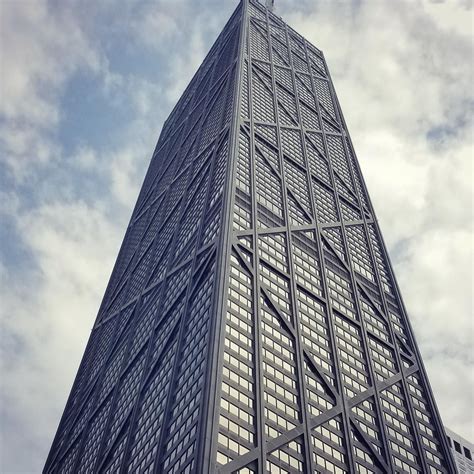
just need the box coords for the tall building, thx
[445,428,474,474]
[44,1,456,472]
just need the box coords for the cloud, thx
[1,200,123,472]
[0,0,105,181]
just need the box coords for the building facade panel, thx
[445,428,474,474]
[211,1,455,473]
[44,4,243,472]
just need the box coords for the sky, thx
[0,0,472,472]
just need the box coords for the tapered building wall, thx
[44,5,244,472]
[45,1,455,473]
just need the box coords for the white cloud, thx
[0,0,105,181]
[1,201,124,472]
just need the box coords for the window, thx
[464,446,472,460]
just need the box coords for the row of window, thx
[312,417,348,473]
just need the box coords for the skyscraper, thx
[44,0,456,472]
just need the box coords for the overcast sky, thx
[0,0,472,472]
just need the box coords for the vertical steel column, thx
[197,2,249,470]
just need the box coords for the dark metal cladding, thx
[44,1,456,473]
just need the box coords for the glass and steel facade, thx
[45,1,456,472]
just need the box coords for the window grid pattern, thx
[351,398,384,455]
[60,439,81,474]
[218,254,256,466]
[407,374,449,472]
[280,128,304,167]
[234,189,252,231]
[368,335,397,381]
[297,288,334,384]
[296,76,320,131]
[388,302,410,344]
[324,227,347,262]
[306,133,331,183]
[209,137,230,209]
[334,314,371,398]
[277,84,298,126]
[175,174,209,257]
[261,299,301,439]
[341,200,363,222]
[255,124,278,153]
[344,136,371,211]
[313,181,339,224]
[68,395,95,450]
[103,431,127,474]
[291,48,310,75]
[76,396,113,473]
[259,233,288,273]
[250,20,270,62]
[104,351,147,451]
[161,268,216,473]
[381,383,422,473]
[346,225,376,282]
[87,318,118,386]
[136,201,165,261]
[291,230,323,297]
[314,77,337,123]
[259,262,292,325]
[237,129,252,195]
[326,135,356,201]
[59,328,101,423]
[97,342,127,406]
[283,158,312,218]
[303,357,335,418]
[287,192,311,226]
[300,99,320,130]
[127,340,177,473]
[241,59,250,119]
[352,429,379,474]
[126,247,154,302]
[128,296,159,362]
[256,140,281,182]
[368,224,393,295]
[255,151,284,227]
[326,266,357,321]
[274,65,293,92]
[312,417,349,473]
[359,296,391,344]
[267,439,306,473]
[203,200,223,245]
[149,298,185,368]
[252,66,276,123]
[271,31,290,67]
[295,72,315,106]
